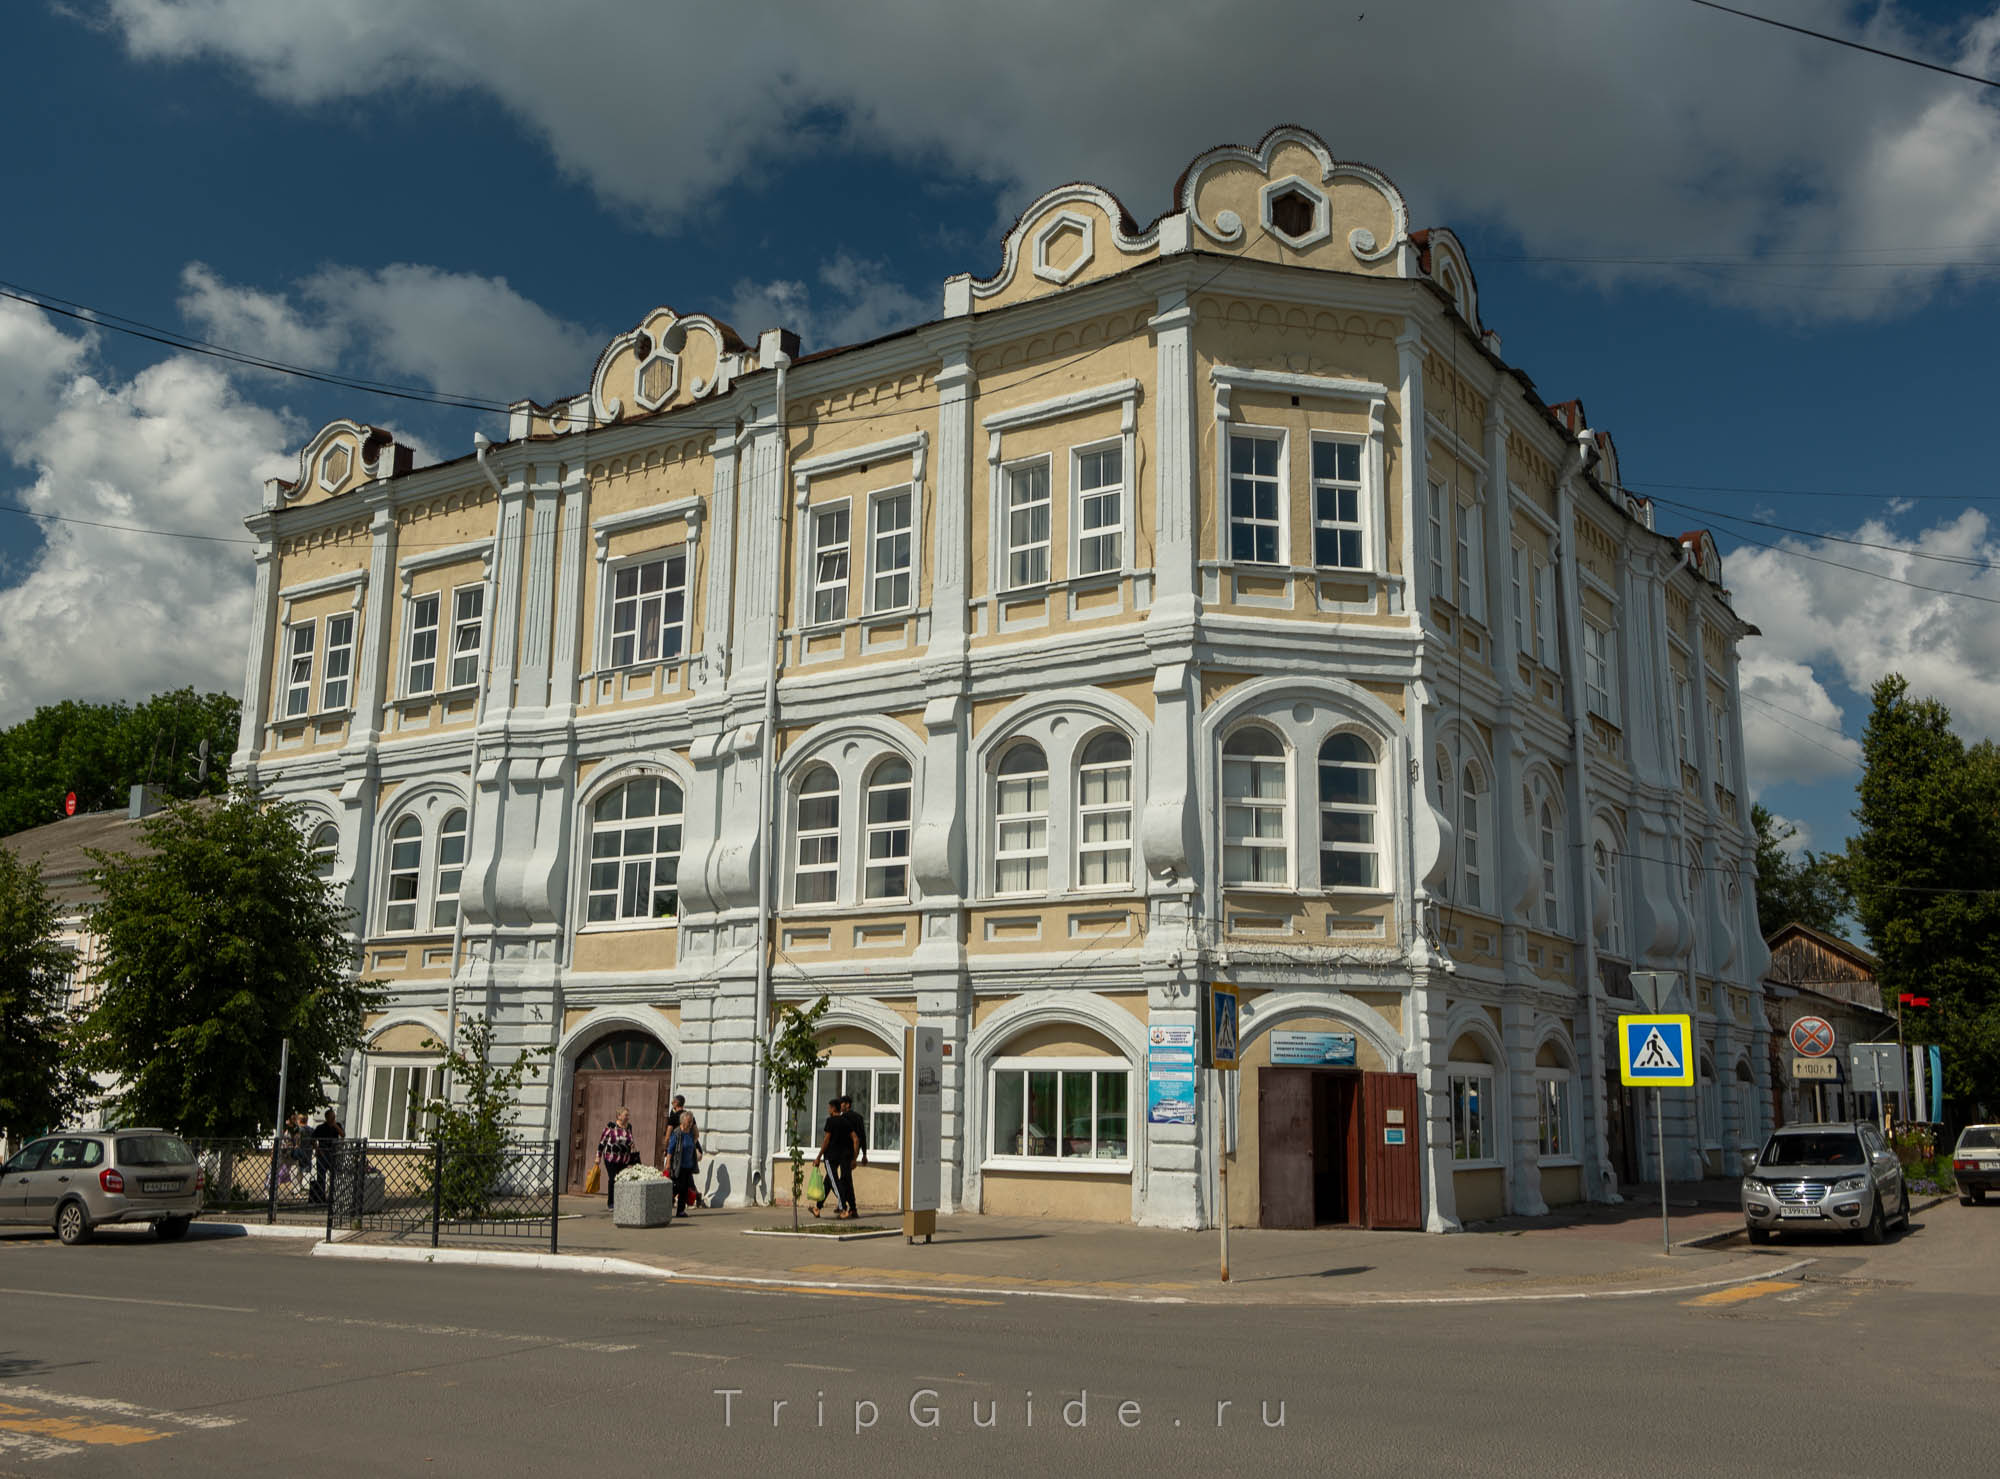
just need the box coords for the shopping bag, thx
[278,1163,291,1185]
[804,1164,826,1203]
[585,1161,602,1195]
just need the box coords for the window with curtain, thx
[794,766,840,905]
[1222,727,1288,886]
[1317,732,1378,888]
[610,552,688,667]
[585,778,683,923]
[1076,732,1132,888]
[1005,462,1052,588]
[995,743,1049,894]
[384,816,423,932]
[864,758,912,901]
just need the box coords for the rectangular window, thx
[1076,445,1122,575]
[1582,622,1614,720]
[1510,544,1526,654]
[1533,559,1555,667]
[1538,1074,1574,1159]
[319,613,354,712]
[1228,433,1283,565]
[988,1065,1129,1162]
[283,621,315,718]
[810,505,851,624]
[787,1065,903,1157]
[367,1063,432,1142]
[1004,462,1052,588]
[448,585,485,689]
[1310,438,1364,570]
[610,552,688,667]
[1450,1069,1492,1163]
[1427,480,1449,599]
[869,491,913,613]
[405,593,440,696]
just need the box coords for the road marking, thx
[0,1426,83,1461]
[785,1362,853,1373]
[669,1351,738,1363]
[0,1288,253,1314]
[0,1404,169,1448]
[293,1314,633,1352]
[1681,1279,1796,1308]
[668,1277,1002,1307]
[0,1385,240,1431]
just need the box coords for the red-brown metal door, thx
[1258,1068,1315,1228]
[1361,1071,1422,1230]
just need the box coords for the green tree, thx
[74,794,380,1136]
[420,1015,547,1220]
[759,994,831,1229]
[0,689,239,837]
[1847,676,2000,1116]
[0,849,92,1142]
[1750,803,1851,938]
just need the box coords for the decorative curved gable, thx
[584,307,750,429]
[1177,124,1409,274]
[962,183,1163,312]
[268,419,411,508]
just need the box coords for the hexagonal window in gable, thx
[634,350,679,410]
[1260,177,1330,250]
[1031,211,1096,286]
[318,442,353,492]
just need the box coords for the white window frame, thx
[863,758,913,902]
[1309,434,1367,572]
[1221,726,1290,888]
[1226,429,1287,567]
[1582,621,1614,721]
[994,742,1051,895]
[383,814,425,934]
[1448,1061,1500,1167]
[309,821,340,880]
[1537,1065,1578,1164]
[1459,762,1486,911]
[430,807,467,931]
[1536,795,1562,932]
[320,613,355,713]
[583,777,685,926]
[1075,731,1134,890]
[1072,439,1125,577]
[281,620,316,719]
[446,585,485,690]
[1675,675,1693,768]
[792,765,842,907]
[404,591,441,697]
[1532,558,1555,667]
[777,1060,905,1165]
[1510,544,1527,654]
[1317,731,1380,891]
[605,547,690,670]
[866,487,916,616]
[807,502,852,626]
[983,1056,1134,1173]
[364,1057,437,1143]
[1427,479,1450,601]
[1455,496,1484,620]
[1002,458,1053,590]
[1594,836,1626,958]
[1710,702,1731,790]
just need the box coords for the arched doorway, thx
[567,1031,673,1194]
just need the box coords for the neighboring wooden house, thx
[1761,923,1892,1125]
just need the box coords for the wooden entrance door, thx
[565,1031,675,1194]
[1359,1071,1421,1229]
[1258,1067,1315,1228]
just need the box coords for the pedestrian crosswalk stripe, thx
[1681,1279,1794,1308]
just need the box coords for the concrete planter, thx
[613,1175,677,1228]
[330,1166,386,1215]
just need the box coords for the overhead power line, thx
[1686,0,2000,90]
[1649,495,2000,574]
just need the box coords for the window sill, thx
[575,919,678,935]
[791,604,932,640]
[980,1156,1133,1177]
[1537,1156,1582,1169]
[583,656,688,682]
[783,899,919,917]
[394,684,480,709]
[1450,1159,1505,1173]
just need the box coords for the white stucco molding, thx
[1177,125,1409,265]
[967,183,1161,303]
[1235,989,1407,1067]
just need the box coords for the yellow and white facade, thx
[235,127,1769,1230]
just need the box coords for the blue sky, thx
[4,0,1999,867]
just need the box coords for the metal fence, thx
[190,1138,561,1249]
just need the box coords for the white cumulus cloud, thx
[726,254,930,354]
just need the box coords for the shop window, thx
[1222,726,1288,886]
[366,1060,433,1142]
[586,778,683,923]
[1538,1068,1576,1160]
[988,1061,1130,1164]
[1075,731,1133,888]
[784,1063,903,1159]
[995,742,1050,894]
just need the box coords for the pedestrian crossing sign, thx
[1619,1015,1694,1087]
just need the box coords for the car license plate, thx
[142,1179,180,1194]
[1779,1206,1822,1219]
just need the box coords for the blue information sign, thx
[1270,1030,1357,1067]
[1147,1025,1198,1125]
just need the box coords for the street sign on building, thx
[1618,1014,1694,1087]
[1790,1016,1835,1058]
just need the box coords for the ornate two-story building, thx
[234,126,1770,1230]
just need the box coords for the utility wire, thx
[1686,0,2000,89]
[1740,689,1855,742]
[1649,495,2000,573]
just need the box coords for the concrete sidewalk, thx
[325,1190,1797,1306]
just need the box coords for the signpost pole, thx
[1216,1068,1229,1283]
[1653,1086,1669,1255]
[267,1037,290,1225]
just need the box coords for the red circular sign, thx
[63,791,77,817]
[1791,1016,1836,1057]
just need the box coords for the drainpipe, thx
[748,354,789,1201]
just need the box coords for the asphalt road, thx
[2,1203,1996,1477]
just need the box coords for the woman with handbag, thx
[597,1107,636,1208]
[666,1111,701,1214]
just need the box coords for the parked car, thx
[1741,1121,1909,1245]
[0,1130,204,1244]
[1953,1124,2000,1205]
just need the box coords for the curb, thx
[194,1220,331,1241]
[1672,1192,1952,1250]
[306,1239,1811,1308]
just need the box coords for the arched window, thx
[309,822,340,881]
[585,778,683,923]
[995,743,1050,894]
[385,815,423,932]
[1539,802,1561,930]
[431,808,467,929]
[1076,732,1133,889]
[794,765,840,905]
[1318,733,1378,888]
[1222,727,1288,886]
[1734,1058,1757,1148]
[1594,836,1625,958]
[1537,1038,1576,1160]
[864,758,912,901]
[1699,1051,1721,1151]
[1460,763,1485,910]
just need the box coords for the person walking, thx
[665,1111,700,1216]
[813,1094,859,1219]
[308,1109,343,1204]
[839,1093,869,1173]
[598,1107,637,1209]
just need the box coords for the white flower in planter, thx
[618,1164,666,1182]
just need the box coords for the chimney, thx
[128,784,168,820]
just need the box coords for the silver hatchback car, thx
[0,1130,204,1244]
[1741,1121,1909,1244]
